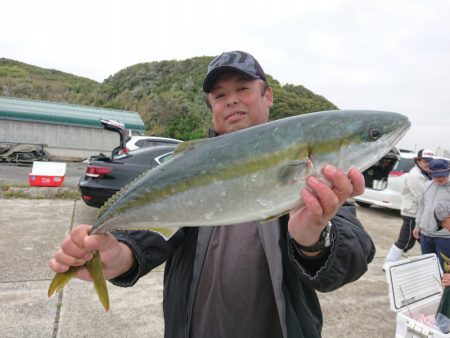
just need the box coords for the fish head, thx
[307,110,411,173]
[336,110,411,172]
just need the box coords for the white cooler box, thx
[386,253,450,338]
[28,161,66,187]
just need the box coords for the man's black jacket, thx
[111,202,375,338]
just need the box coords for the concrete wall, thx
[0,120,120,160]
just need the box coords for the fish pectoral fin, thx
[277,160,308,185]
[48,265,83,297]
[174,138,209,155]
[147,227,178,240]
[121,226,179,241]
[85,251,109,311]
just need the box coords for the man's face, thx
[433,176,449,186]
[207,72,273,135]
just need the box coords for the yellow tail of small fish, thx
[48,251,110,311]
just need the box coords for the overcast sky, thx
[2,0,449,153]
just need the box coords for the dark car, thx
[80,145,176,208]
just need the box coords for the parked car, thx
[79,145,176,208]
[354,148,449,211]
[353,148,414,211]
[126,135,182,151]
[99,119,181,158]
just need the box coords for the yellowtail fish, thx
[48,109,410,310]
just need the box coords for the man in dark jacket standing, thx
[49,50,375,337]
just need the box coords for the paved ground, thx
[0,194,423,338]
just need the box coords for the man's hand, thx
[288,165,364,252]
[48,224,135,280]
[412,227,421,240]
[442,273,450,287]
[442,218,450,231]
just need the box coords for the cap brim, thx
[431,171,450,178]
[203,66,259,93]
[421,157,434,162]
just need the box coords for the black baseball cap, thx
[203,51,267,93]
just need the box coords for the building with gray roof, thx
[0,96,144,160]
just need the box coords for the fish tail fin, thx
[48,251,109,311]
[48,265,82,297]
[85,251,110,311]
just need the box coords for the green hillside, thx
[0,58,100,105]
[0,57,337,140]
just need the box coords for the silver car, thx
[126,136,182,151]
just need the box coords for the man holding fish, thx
[50,51,377,337]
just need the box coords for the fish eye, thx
[369,129,381,140]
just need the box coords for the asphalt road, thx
[0,161,87,187]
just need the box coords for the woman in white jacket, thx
[383,149,434,270]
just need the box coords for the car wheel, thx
[355,201,372,208]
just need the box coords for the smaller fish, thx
[436,253,450,333]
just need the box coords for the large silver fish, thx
[48,110,410,310]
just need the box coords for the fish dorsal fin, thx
[173,138,209,155]
[96,168,151,219]
[277,160,308,185]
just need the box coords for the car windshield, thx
[156,152,174,164]
[393,158,415,173]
